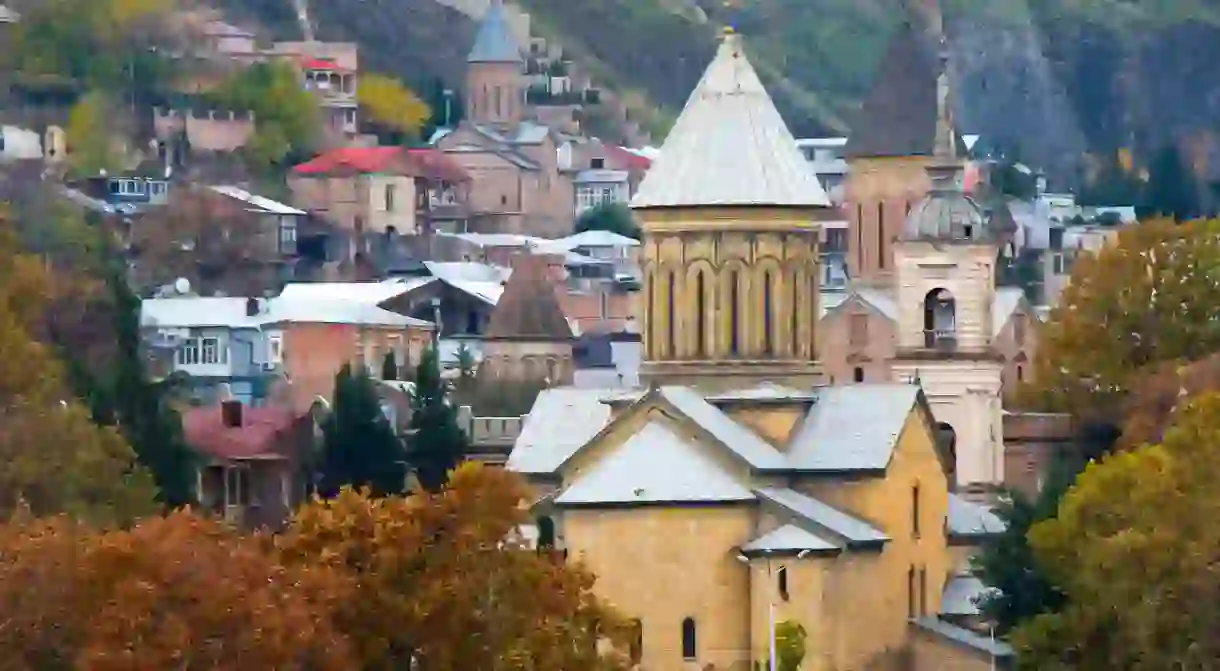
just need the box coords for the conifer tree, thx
[318,364,407,497]
[381,351,398,381]
[407,347,467,491]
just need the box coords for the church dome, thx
[903,162,991,243]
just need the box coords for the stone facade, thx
[152,107,255,153]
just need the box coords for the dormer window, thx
[591,157,605,169]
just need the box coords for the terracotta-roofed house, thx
[183,399,313,531]
[480,252,574,384]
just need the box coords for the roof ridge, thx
[483,255,572,341]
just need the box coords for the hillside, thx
[216,0,1220,186]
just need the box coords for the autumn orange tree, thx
[0,212,157,525]
[1014,392,1220,669]
[1021,217,1220,421]
[0,510,353,670]
[277,462,633,671]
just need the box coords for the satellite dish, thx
[174,277,191,295]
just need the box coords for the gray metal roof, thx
[940,574,999,617]
[504,387,614,474]
[630,33,830,209]
[785,384,921,472]
[911,617,1013,658]
[705,383,817,404]
[659,386,786,469]
[466,0,521,63]
[755,487,889,547]
[947,494,1007,537]
[741,523,839,555]
[554,420,754,506]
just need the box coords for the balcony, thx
[924,329,958,352]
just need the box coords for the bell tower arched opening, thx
[923,288,957,351]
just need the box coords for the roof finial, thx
[722,0,738,35]
[932,36,956,160]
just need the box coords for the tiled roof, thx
[293,147,470,182]
[785,384,922,471]
[467,0,521,64]
[755,487,890,548]
[182,404,303,461]
[554,420,754,506]
[844,17,969,159]
[947,494,1007,538]
[741,523,840,555]
[630,33,830,209]
[483,255,573,341]
[406,148,472,183]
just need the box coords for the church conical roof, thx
[484,255,573,341]
[467,0,521,64]
[630,32,829,210]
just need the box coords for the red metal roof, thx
[301,57,348,72]
[293,147,470,182]
[182,404,304,461]
[604,145,653,172]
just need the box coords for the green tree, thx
[212,61,320,168]
[1020,217,1220,421]
[1014,392,1220,669]
[319,364,406,497]
[65,91,121,177]
[575,202,641,240]
[1143,144,1200,222]
[406,347,466,492]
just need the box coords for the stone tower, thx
[464,0,524,126]
[630,29,834,391]
[843,0,962,287]
[889,48,1006,492]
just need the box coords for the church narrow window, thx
[646,270,655,359]
[495,86,503,118]
[695,271,706,357]
[877,202,886,270]
[777,566,789,601]
[855,204,864,272]
[919,566,928,616]
[667,271,677,358]
[728,270,740,355]
[790,270,800,357]
[763,270,774,355]
[911,484,921,539]
[681,617,697,660]
[907,565,917,619]
[629,620,643,663]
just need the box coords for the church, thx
[505,24,1013,671]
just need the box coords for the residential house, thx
[289,146,471,275]
[69,169,171,209]
[795,136,849,203]
[0,125,42,161]
[1041,220,1124,307]
[152,107,256,153]
[298,56,359,139]
[571,331,642,389]
[502,30,1013,670]
[572,168,629,216]
[128,184,304,297]
[183,398,314,531]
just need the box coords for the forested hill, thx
[217,0,1220,187]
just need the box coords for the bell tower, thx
[631,29,834,391]
[464,0,524,127]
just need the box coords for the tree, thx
[212,61,321,168]
[1143,144,1200,222]
[276,464,633,671]
[357,73,432,143]
[1120,351,1220,450]
[973,458,1077,634]
[0,216,158,525]
[775,620,808,671]
[406,346,467,491]
[575,202,641,240]
[1013,392,1220,669]
[0,510,353,669]
[65,91,121,177]
[1019,217,1220,421]
[318,364,407,497]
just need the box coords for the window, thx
[853,366,864,383]
[646,271,655,358]
[695,272,706,357]
[177,338,201,365]
[495,86,503,117]
[202,337,223,364]
[591,157,605,169]
[267,333,283,364]
[681,617,696,660]
[849,313,869,347]
[536,516,555,549]
[225,466,252,507]
[385,183,396,212]
[628,620,643,664]
[877,202,886,269]
[911,484,921,538]
[729,270,740,355]
[907,565,917,619]
[279,219,297,250]
[855,204,864,271]
[790,272,799,357]
[763,271,774,355]
[919,566,928,616]
[667,271,676,357]
[777,566,789,601]
[1017,364,1025,382]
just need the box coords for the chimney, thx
[221,399,243,428]
[245,296,260,317]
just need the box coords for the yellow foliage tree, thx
[357,73,433,140]
[1014,392,1220,668]
[0,214,156,525]
[277,462,633,670]
[0,510,352,669]
[65,91,121,177]
[1019,217,1220,420]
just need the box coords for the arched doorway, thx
[536,516,556,549]
[923,289,957,350]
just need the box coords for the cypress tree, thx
[318,364,407,497]
[407,346,467,491]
